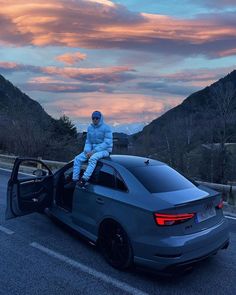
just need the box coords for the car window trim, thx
[114,170,129,193]
[88,162,116,189]
[88,162,129,192]
[100,163,129,192]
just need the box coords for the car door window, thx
[16,160,50,180]
[90,164,116,189]
[115,172,128,192]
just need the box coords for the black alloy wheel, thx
[99,221,133,270]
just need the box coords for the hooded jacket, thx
[84,113,113,153]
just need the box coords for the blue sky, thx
[113,0,207,16]
[0,0,235,133]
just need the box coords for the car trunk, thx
[152,186,224,235]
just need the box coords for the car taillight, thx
[216,199,224,209]
[154,212,195,226]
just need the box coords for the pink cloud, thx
[22,76,111,93]
[0,13,32,46]
[41,65,136,82]
[0,61,19,69]
[86,0,115,7]
[135,67,236,96]
[1,60,234,97]
[28,76,61,83]
[55,52,87,65]
[0,60,136,83]
[0,1,235,57]
[46,92,181,124]
[0,61,39,73]
[217,48,236,57]
[157,67,235,83]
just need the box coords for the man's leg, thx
[82,150,110,181]
[72,152,87,181]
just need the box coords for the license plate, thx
[196,204,216,223]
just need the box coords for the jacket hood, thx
[91,112,104,127]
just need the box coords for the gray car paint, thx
[7,155,230,271]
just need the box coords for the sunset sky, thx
[0,0,236,133]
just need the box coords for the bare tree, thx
[210,81,236,183]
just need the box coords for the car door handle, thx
[35,178,43,183]
[96,198,104,205]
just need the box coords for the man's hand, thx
[86,151,94,159]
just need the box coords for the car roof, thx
[101,154,165,169]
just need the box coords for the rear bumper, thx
[133,218,230,271]
[165,238,229,272]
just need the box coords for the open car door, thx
[6,158,54,219]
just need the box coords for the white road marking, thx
[30,242,149,295]
[0,225,14,235]
[225,215,236,220]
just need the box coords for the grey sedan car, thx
[6,155,229,272]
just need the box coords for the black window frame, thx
[89,163,128,192]
[114,170,129,192]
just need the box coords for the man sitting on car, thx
[73,110,113,188]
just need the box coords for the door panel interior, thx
[7,158,54,217]
[17,176,53,213]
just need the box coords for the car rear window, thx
[130,165,195,193]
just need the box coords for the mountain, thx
[130,70,236,183]
[111,122,148,134]
[76,121,147,134]
[0,74,78,160]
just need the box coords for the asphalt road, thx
[0,168,236,295]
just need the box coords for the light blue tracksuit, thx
[73,113,113,181]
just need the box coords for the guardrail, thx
[197,181,236,206]
[0,154,67,171]
[0,153,235,205]
[0,154,16,170]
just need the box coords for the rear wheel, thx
[98,221,133,270]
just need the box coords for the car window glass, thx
[62,163,87,183]
[16,160,50,180]
[90,164,115,189]
[89,163,102,184]
[116,172,128,192]
[130,165,195,193]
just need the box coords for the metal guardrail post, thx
[37,157,42,169]
[228,185,236,206]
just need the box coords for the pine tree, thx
[58,115,77,138]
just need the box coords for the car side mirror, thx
[33,169,47,177]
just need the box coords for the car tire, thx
[98,220,133,270]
